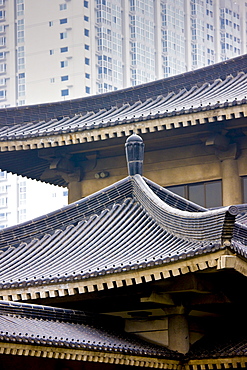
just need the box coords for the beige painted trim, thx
[0,342,181,369]
[217,254,247,276]
[185,357,247,369]
[0,105,246,152]
[0,342,246,369]
[0,250,234,302]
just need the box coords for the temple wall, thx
[68,136,247,206]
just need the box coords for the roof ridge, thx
[0,301,88,323]
[133,174,238,242]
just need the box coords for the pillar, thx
[221,158,242,206]
[217,144,242,206]
[68,181,83,204]
[168,314,189,354]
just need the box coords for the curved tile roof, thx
[0,54,246,128]
[187,331,247,359]
[0,55,246,187]
[0,301,179,359]
[0,174,238,292]
[0,71,246,141]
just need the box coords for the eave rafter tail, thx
[0,343,181,369]
[186,357,247,370]
[0,250,238,303]
[0,104,246,152]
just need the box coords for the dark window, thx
[85,44,89,50]
[60,18,67,24]
[84,29,89,37]
[84,15,89,21]
[60,46,68,53]
[84,1,88,7]
[61,88,69,96]
[85,86,90,94]
[60,32,67,39]
[167,180,222,208]
[61,75,68,81]
[85,57,90,65]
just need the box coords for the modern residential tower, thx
[0,0,246,107]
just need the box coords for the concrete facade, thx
[0,0,246,107]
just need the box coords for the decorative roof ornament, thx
[125,133,144,176]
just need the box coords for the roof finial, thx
[125,133,144,176]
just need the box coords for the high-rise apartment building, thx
[0,0,245,107]
[0,171,68,228]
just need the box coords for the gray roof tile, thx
[0,301,180,359]
[0,174,240,290]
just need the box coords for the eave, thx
[0,103,246,153]
[0,250,243,302]
[185,357,247,370]
[0,342,181,369]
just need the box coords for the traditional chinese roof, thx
[0,300,247,369]
[0,70,246,140]
[0,300,180,368]
[0,142,245,303]
[0,55,246,185]
[0,54,245,127]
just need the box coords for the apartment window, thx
[17,46,25,70]
[59,3,67,10]
[85,86,90,94]
[60,32,67,39]
[0,78,5,85]
[49,21,53,27]
[0,36,5,46]
[60,60,68,68]
[16,0,24,16]
[85,73,90,79]
[60,18,67,24]
[85,44,89,50]
[19,192,26,205]
[61,75,68,81]
[60,46,68,53]
[0,89,5,99]
[0,25,4,32]
[0,10,5,19]
[0,171,6,180]
[18,182,26,204]
[0,212,6,220]
[167,180,222,208]
[50,49,54,55]
[0,0,4,5]
[18,208,26,222]
[0,196,6,207]
[0,63,5,72]
[85,57,90,65]
[84,16,89,21]
[50,78,55,83]
[84,1,88,7]
[0,52,4,59]
[61,88,69,96]
[84,29,89,37]
[0,185,7,193]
